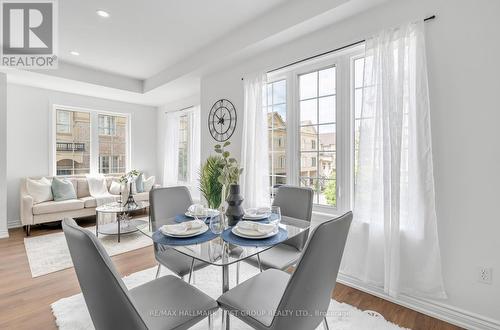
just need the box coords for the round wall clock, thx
[208,99,237,142]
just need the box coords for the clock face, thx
[208,99,237,142]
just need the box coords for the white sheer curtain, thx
[241,73,270,208]
[341,21,447,299]
[163,111,180,186]
[187,106,201,200]
[163,106,201,199]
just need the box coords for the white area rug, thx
[51,262,407,330]
[24,217,152,277]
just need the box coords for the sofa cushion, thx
[76,179,90,198]
[32,199,84,215]
[79,196,97,208]
[27,177,53,204]
[52,177,77,201]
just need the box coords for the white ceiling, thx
[2,0,389,106]
[58,0,291,79]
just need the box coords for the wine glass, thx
[209,214,224,235]
[270,206,281,227]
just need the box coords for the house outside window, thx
[53,107,129,176]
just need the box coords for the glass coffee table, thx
[95,201,150,242]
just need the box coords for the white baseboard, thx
[337,273,500,330]
[8,219,22,228]
[0,228,9,238]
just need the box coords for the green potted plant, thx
[198,155,224,209]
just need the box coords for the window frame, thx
[267,45,364,214]
[50,104,131,176]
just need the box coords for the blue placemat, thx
[221,227,288,247]
[175,214,212,223]
[152,229,218,246]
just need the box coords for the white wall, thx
[6,84,158,227]
[0,74,7,238]
[200,0,500,326]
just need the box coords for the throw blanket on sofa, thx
[86,175,116,224]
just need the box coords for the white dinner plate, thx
[185,209,220,218]
[232,225,279,239]
[161,223,209,238]
[242,213,271,220]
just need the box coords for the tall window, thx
[267,80,287,192]
[55,110,91,175]
[53,108,129,176]
[177,114,189,182]
[299,67,337,206]
[266,45,363,212]
[98,114,127,174]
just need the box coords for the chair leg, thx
[323,317,330,330]
[207,313,214,330]
[26,225,31,237]
[155,264,161,279]
[257,254,263,272]
[236,262,240,285]
[187,258,195,284]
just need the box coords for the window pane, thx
[300,99,317,125]
[272,104,287,124]
[318,152,336,177]
[300,152,317,177]
[319,177,336,207]
[299,71,317,100]
[267,80,287,198]
[319,67,335,96]
[99,114,128,174]
[354,58,365,88]
[56,110,91,175]
[318,96,335,124]
[273,80,286,104]
[300,126,317,152]
[318,124,336,151]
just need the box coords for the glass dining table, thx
[137,215,310,330]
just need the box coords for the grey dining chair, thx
[150,186,210,282]
[62,218,218,330]
[240,185,314,280]
[218,212,353,330]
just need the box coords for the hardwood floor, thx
[0,220,461,330]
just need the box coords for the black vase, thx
[225,184,244,226]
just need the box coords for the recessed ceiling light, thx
[96,10,110,18]
[70,51,80,56]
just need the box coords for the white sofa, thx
[20,175,155,235]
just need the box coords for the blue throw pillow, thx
[52,177,77,201]
[135,173,144,193]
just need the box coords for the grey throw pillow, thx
[52,177,77,201]
[135,173,144,193]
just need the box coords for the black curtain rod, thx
[241,15,436,80]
